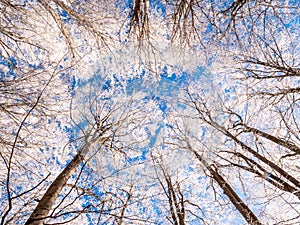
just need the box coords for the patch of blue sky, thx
[81,195,94,208]
[124,0,134,10]
[60,70,75,84]
[7,57,17,68]
[85,214,94,225]
[91,186,106,199]
[67,75,76,95]
[285,12,300,35]
[150,0,166,15]
[0,56,17,80]
[45,154,57,166]
[56,6,72,23]
[60,123,80,157]
[203,21,217,38]
[126,66,206,102]
[148,122,164,148]
[125,149,147,165]
[77,71,122,93]
[59,9,68,18]
[28,63,44,70]
[216,0,236,12]
[149,198,162,215]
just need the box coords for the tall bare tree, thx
[1,0,299,224]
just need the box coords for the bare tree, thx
[1,1,299,224]
[129,0,150,41]
[151,154,186,225]
[176,84,300,223]
[22,84,151,224]
[163,115,262,224]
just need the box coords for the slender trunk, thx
[229,152,300,199]
[190,147,262,225]
[166,176,179,225]
[207,164,261,225]
[205,118,300,188]
[242,124,300,155]
[224,128,300,188]
[25,141,93,225]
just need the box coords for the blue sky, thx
[1,1,299,224]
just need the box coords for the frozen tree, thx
[169,72,299,224]
[1,0,299,224]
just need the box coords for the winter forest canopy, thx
[0,0,299,224]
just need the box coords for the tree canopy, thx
[0,0,299,224]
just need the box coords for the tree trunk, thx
[25,141,93,225]
[191,147,262,225]
[242,124,300,155]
